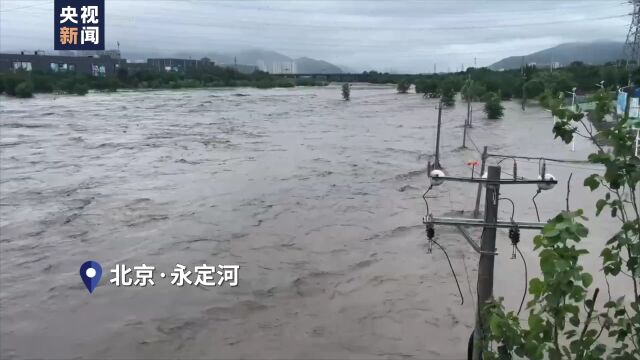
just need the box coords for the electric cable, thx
[498,197,516,221]
[532,189,542,222]
[515,245,528,316]
[422,184,433,216]
[466,132,482,155]
[431,238,464,306]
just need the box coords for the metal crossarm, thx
[428,216,546,230]
[434,176,557,186]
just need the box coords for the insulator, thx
[509,226,520,245]
[513,160,518,181]
[427,226,435,240]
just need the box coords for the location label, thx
[80,260,102,293]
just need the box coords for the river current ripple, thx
[0,85,614,359]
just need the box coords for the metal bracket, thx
[432,176,558,186]
[428,216,545,230]
[456,225,498,256]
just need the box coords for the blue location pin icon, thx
[80,261,102,293]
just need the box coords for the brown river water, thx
[0,84,623,359]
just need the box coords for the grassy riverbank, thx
[0,67,327,98]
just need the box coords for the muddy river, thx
[0,84,620,359]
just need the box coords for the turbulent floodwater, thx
[0,84,619,359]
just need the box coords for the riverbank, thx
[0,69,329,98]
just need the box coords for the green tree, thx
[73,84,89,95]
[397,80,410,94]
[15,81,33,98]
[462,78,487,102]
[483,93,504,119]
[342,82,350,101]
[415,79,439,97]
[524,79,545,99]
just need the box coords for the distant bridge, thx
[271,73,418,82]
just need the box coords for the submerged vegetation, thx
[1,60,635,100]
[0,65,327,97]
[396,80,410,94]
[483,93,504,119]
[342,82,350,100]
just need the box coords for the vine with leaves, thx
[479,89,639,360]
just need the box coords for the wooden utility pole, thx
[473,146,488,218]
[462,97,472,148]
[472,165,501,360]
[462,117,468,148]
[434,101,443,169]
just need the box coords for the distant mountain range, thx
[489,41,625,70]
[123,48,343,74]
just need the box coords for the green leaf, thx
[581,273,593,288]
[595,199,607,216]
[575,224,589,237]
[569,316,580,327]
[529,278,544,296]
[583,174,600,191]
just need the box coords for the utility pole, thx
[434,101,443,169]
[424,164,557,359]
[462,95,471,148]
[434,64,436,74]
[472,166,501,360]
[462,113,468,148]
[473,146,488,218]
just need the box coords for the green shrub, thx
[275,79,295,88]
[415,79,439,95]
[524,79,545,98]
[73,84,89,95]
[2,75,21,96]
[480,91,497,102]
[342,83,350,101]
[15,81,34,98]
[484,94,504,119]
[396,80,410,94]
[441,87,456,107]
[256,79,275,89]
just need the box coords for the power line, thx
[0,2,49,12]
[150,13,629,32]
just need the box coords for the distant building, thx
[220,63,258,74]
[55,49,121,59]
[266,61,297,74]
[256,60,268,72]
[146,57,214,72]
[0,51,123,76]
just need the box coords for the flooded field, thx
[0,84,619,359]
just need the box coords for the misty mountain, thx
[489,41,624,70]
[122,48,342,73]
[294,57,342,74]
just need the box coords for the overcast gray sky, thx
[0,0,631,73]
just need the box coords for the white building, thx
[262,61,297,74]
